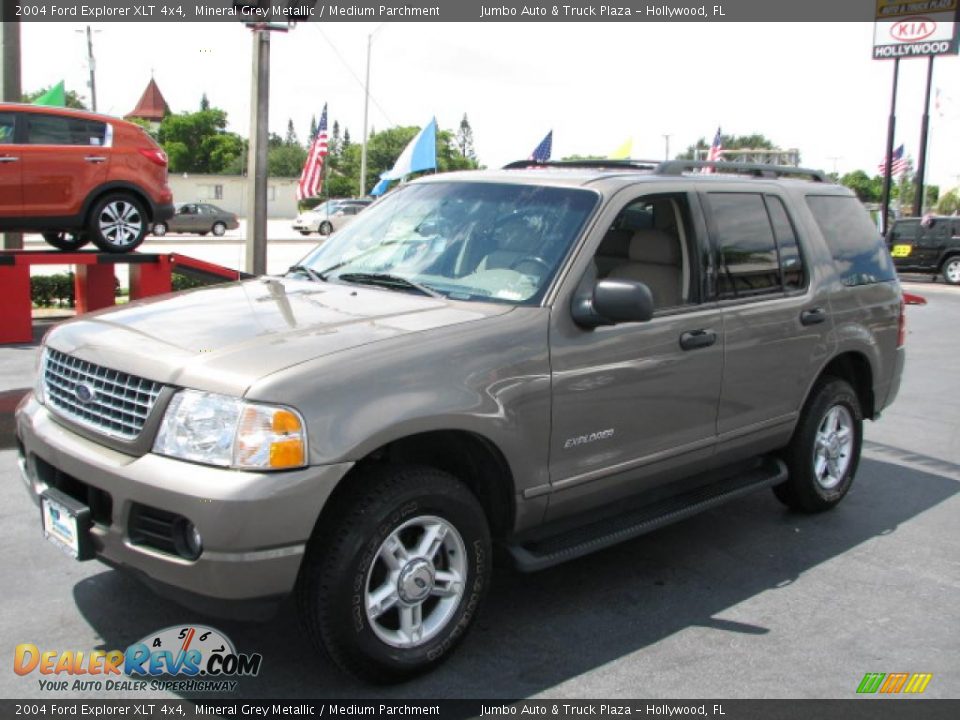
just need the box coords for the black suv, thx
[887,215,960,284]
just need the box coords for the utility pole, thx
[662,134,671,161]
[913,56,934,218]
[880,58,900,235]
[360,24,386,198]
[1,21,22,249]
[245,29,270,276]
[83,26,97,112]
[359,33,372,197]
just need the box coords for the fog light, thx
[174,518,203,561]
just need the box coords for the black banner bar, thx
[1,700,959,720]
[0,0,915,23]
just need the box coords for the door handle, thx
[800,307,827,326]
[84,156,107,163]
[0,156,19,163]
[679,329,717,351]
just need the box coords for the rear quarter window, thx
[806,195,896,286]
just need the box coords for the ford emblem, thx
[74,382,97,404]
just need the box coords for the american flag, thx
[529,130,553,163]
[702,127,723,174]
[877,144,908,177]
[297,104,328,201]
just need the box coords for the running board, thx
[507,457,787,572]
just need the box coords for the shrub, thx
[30,272,75,308]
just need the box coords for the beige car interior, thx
[595,197,690,310]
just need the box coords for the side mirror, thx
[571,278,654,328]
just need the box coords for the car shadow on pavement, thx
[71,453,958,699]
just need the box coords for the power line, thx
[311,24,395,127]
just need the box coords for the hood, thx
[46,278,512,396]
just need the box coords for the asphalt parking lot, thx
[0,280,957,700]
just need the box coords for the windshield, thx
[293,181,598,305]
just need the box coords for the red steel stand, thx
[0,250,241,344]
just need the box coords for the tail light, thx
[137,147,168,167]
[897,298,906,348]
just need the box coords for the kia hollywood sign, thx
[873,0,960,58]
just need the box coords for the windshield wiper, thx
[287,264,325,283]
[337,272,442,298]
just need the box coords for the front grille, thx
[43,348,162,440]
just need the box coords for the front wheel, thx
[152,223,167,237]
[942,256,960,285]
[88,194,148,253]
[299,230,312,237]
[318,221,333,236]
[211,222,226,237]
[774,377,863,512]
[297,466,490,682]
[42,232,89,251]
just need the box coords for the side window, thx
[25,114,107,146]
[593,193,693,310]
[890,223,917,243]
[707,193,780,298]
[0,113,14,144]
[806,195,896,286]
[765,195,806,291]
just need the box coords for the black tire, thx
[212,222,226,237]
[299,230,312,237]
[774,377,863,513]
[941,256,960,285]
[318,221,333,236]
[152,223,167,237]
[42,231,89,251]
[297,465,491,683]
[88,193,148,253]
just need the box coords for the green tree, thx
[284,118,298,146]
[308,114,318,141]
[157,108,244,174]
[22,86,87,109]
[840,170,884,203]
[268,144,307,177]
[456,114,476,161]
[200,93,210,111]
[936,189,960,215]
[677,132,777,160]
[330,120,341,156]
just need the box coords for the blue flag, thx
[530,130,553,162]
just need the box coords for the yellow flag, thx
[609,138,633,159]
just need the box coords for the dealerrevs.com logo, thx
[14,625,262,693]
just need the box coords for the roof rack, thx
[503,159,662,171]
[502,158,830,183]
[657,160,829,182]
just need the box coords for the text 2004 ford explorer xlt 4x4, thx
[16,160,905,681]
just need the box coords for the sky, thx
[18,21,960,190]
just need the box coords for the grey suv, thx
[15,160,905,681]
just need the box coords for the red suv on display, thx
[0,103,174,253]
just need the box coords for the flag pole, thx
[913,55,935,217]
[880,58,900,235]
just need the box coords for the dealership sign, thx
[873,0,960,57]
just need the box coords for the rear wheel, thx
[42,232,89,251]
[88,194,148,253]
[297,465,490,682]
[774,377,863,512]
[212,222,226,237]
[152,223,167,237]
[318,221,333,236]
[942,256,960,285]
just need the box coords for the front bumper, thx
[15,394,352,607]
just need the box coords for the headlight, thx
[153,390,307,470]
[35,348,47,405]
